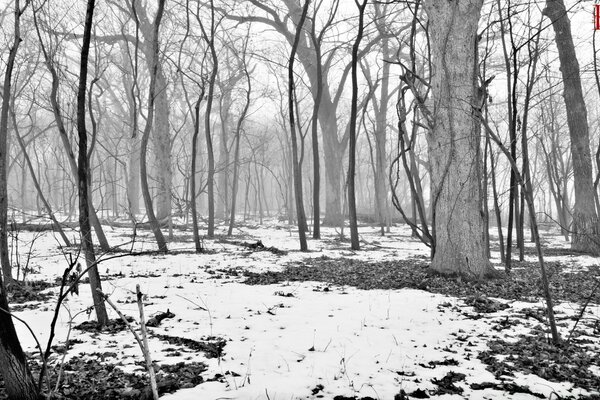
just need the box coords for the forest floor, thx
[1,217,599,399]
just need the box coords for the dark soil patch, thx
[470,382,545,398]
[151,333,226,359]
[478,331,600,393]
[431,371,465,395]
[0,355,210,399]
[219,238,287,255]
[74,317,134,334]
[243,257,600,304]
[464,295,510,313]
[8,280,55,304]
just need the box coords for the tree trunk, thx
[424,0,496,279]
[544,0,600,254]
[152,69,172,222]
[374,38,390,236]
[32,12,110,252]
[201,0,218,238]
[135,1,172,223]
[347,0,367,251]
[139,0,168,252]
[127,138,141,216]
[191,94,203,252]
[320,112,344,227]
[77,0,109,326]
[228,61,252,236]
[0,0,23,284]
[288,0,310,251]
[0,2,40,396]
[12,111,71,247]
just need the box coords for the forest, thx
[0,0,599,398]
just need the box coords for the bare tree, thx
[288,0,311,251]
[198,0,219,238]
[228,40,253,236]
[544,0,600,254]
[139,0,168,251]
[32,5,111,252]
[77,0,109,326]
[348,0,368,251]
[0,1,40,398]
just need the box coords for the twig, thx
[136,284,159,400]
[97,287,159,400]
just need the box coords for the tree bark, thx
[228,58,252,236]
[347,0,368,251]
[32,11,110,252]
[134,0,172,223]
[544,0,600,254]
[77,0,109,325]
[139,0,168,252]
[199,0,218,238]
[424,0,496,279]
[288,0,310,251]
[0,2,41,396]
[191,92,204,252]
[0,0,22,284]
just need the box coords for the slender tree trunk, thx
[32,12,110,252]
[191,93,203,252]
[348,0,367,251]
[228,62,252,236]
[139,0,168,252]
[77,0,109,326]
[0,0,21,284]
[288,0,310,251]
[199,0,218,238]
[309,21,323,239]
[12,112,70,246]
[545,0,600,254]
[424,0,496,279]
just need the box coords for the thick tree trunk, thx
[0,287,39,399]
[424,0,495,279]
[127,138,141,215]
[544,0,600,254]
[152,70,172,222]
[320,109,344,226]
[0,2,40,396]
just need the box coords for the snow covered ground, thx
[7,218,600,399]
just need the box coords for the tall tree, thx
[423,0,496,279]
[0,1,40,398]
[544,0,600,254]
[139,0,168,251]
[289,0,311,251]
[32,6,111,252]
[228,50,252,236]
[77,0,109,326]
[348,0,368,251]
[199,0,218,238]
